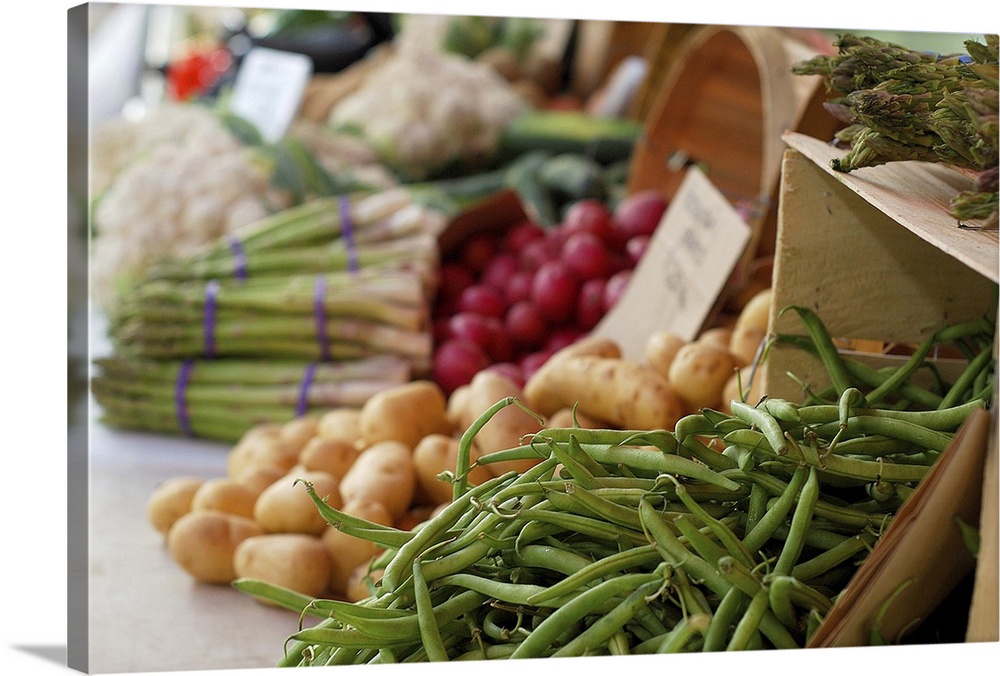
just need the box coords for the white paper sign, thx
[229,47,313,143]
[593,167,753,358]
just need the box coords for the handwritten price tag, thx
[228,47,313,143]
[593,167,752,358]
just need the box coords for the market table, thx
[85,314,304,675]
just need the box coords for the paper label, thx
[592,167,752,357]
[228,47,313,143]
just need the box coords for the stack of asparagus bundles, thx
[793,34,999,225]
[92,187,450,442]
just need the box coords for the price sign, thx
[593,167,753,358]
[228,47,313,143]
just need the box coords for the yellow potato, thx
[445,384,472,431]
[523,336,622,416]
[698,327,733,350]
[345,562,382,603]
[643,331,686,380]
[234,465,286,498]
[253,470,342,536]
[729,287,772,367]
[338,440,415,520]
[526,354,685,431]
[234,533,332,599]
[298,436,361,480]
[147,476,204,535]
[321,498,393,595]
[667,341,740,411]
[316,407,363,446]
[412,433,492,506]
[190,477,258,519]
[544,407,608,430]
[357,380,451,450]
[166,510,263,584]
[227,423,300,479]
[279,415,321,453]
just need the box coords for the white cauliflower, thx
[327,40,526,180]
[90,107,289,311]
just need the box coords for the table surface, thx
[84,315,306,675]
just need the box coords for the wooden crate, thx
[765,133,998,402]
[764,131,999,645]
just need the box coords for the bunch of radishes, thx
[431,189,668,394]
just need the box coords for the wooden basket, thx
[626,24,842,261]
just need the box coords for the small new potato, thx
[234,533,332,599]
[167,510,263,584]
[279,415,321,453]
[234,464,286,498]
[227,423,300,479]
[545,407,607,430]
[643,331,685,380]
[412,433,492,506]
[729,288,772,367]
[190,477,258,519]
[461,370,544,476]
[254,470,342,536]
[317,407,363,446]
[298,436,360,480]
[720,365,766,415]
[147,476,204,535]
[358,380,451,450]
[338,440,415,520]
[668,341,739,411]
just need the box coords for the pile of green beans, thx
[234,307,994,663]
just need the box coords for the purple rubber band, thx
[338,195,359,274]
[228,236,248,281]
[203,280,220,357]
[175,360,195,437]
[296,362,318,417]
[314,275,330,361]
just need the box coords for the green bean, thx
[607,630,631,656]
[509,570,666,659]
[434,572,571,608]
[381,472,518,593]
[726,587,769,651]
[514,507,648,547]
[681,434,739,471]
[702,586,745,652]
[574,443,743,491]
[744,483,770,536]
[715,557,800,650]
[551,579,664,658]
[540,437,602,489]
[537,427,679,455]
[779,306,853,395]
[673,412,722,442]
[769,521,854,551]
[672,514,729,570]
[299,482,414,549]
[773,466,820,577]
[638,499,731,599]
[761,397,804,424]
[668,477,756,568]
[813,415,954,453]
[791,532,876,581]
[730,400,790,456]
[939,347,994,409]
[865,328,942,404]
[452,642,520,660]
[741,465,809,555]
[814,450,932,483]
[411,561,448,661]
[553,482,646,531]
[510,543,595,578]
[526,544,661,604]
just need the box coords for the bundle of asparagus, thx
[93,187,450,442]
[793,34,999,225]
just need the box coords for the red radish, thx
[438,262,476,301]
[446,312,495,350]
[560,231,613,281]
[505,301,548,349]
[530,261,579,324]
[480,252,520,291]
[504,220,546,254]
[545,327,585,354]
[518,238,556,272]
[611,189,667,245]
[433,339,490,395]
[457,284,507,319]
[562,199,614,243]
[460,232,499,272]
[603,269,633,312]
[485,323,515,362]
[576,278,607,330]
[625,235,651,265]
[504,270,534,306]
